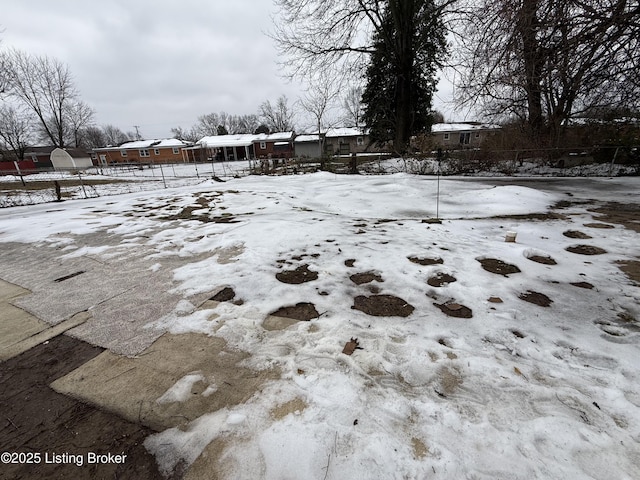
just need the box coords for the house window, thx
[99,154,107,163]
[31,154,38,162]
[357,136,364,146]
[443,133,450,141]
[139,149,150,157]
[459,132,471,145]
[154,148,160,155]
[172,147,180,154]
[260,141,266,149]
[121,150,127,157]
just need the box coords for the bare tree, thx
[259,95,296,132]
[65,100,95,147]
[195,113,221,137]
[78,125,106,148]
[0,104,34,160]
[3,49,81,147]
[453,0,640,145]
[235,114,261,134]
[102,124,132,146]
[341,85,365,128]
[298,73,340,154]
[171,125,201,142]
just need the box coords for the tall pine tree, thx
[362,1,446,153]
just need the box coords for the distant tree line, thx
[170,94,298,142]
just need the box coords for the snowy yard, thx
[1,172,639,479]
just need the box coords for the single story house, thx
[23,146,56,169]
[430,123,501,149]
[253,132,295,159]
[324,128,371,155]
[292,128,376,158]
[293,134,322,158]
[93,139,193,166]
[196,132,295,161]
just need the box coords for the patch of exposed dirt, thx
[163,210,239,224]
[433,302,473,318]
[617,260,640,286]
[350,271,384,285]
[583,222,615,229]
[291,253,320,261]
[210,287,235,302]
[344,259,356,267]
[588,202,640,233]
[352,295,415,317]
[275,264,319,284]
[408,256,443,266]
[527,255,557,265]
[491,212,567,221]
[0,335,162,480]
[427,273,457,287]
[434,365,463,396]
[270,398,308,420]
[411,438,429,459]
[563,230,592,239]
[571,281,594,289]
[566,245,607,255]
[519,290,553,307]
[270,302,319,321]
[477,258,521,276]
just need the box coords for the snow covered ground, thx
[1,172,639,479]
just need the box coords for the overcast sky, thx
[1,0,457,140]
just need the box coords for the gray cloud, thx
[2,0,455,139]
[2,0,305,138]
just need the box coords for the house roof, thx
[199,134,258,148]
[431,123,501,133]
[325,127,368,138]
[116,138,193,149]
[61,148,92,159]
[294,134,321,143]
[198,132,294,148]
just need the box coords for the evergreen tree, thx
[361,1,446,153]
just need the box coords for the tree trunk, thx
[391,0,415,154]
[517,0,545,144]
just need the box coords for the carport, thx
[198,135,256,161]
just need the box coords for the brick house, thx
[252,132,295,159]
[93,139,193,166]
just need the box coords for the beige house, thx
[323,128,372,155]
[430,123,501,149]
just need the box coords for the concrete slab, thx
[0,311,90,362]
[0,279,92,361]
[0,240,215,356]
[51,332,279,432]
[0,279,49,359]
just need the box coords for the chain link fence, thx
[2,146,638,208]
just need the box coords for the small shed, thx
[50,148,93,171]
